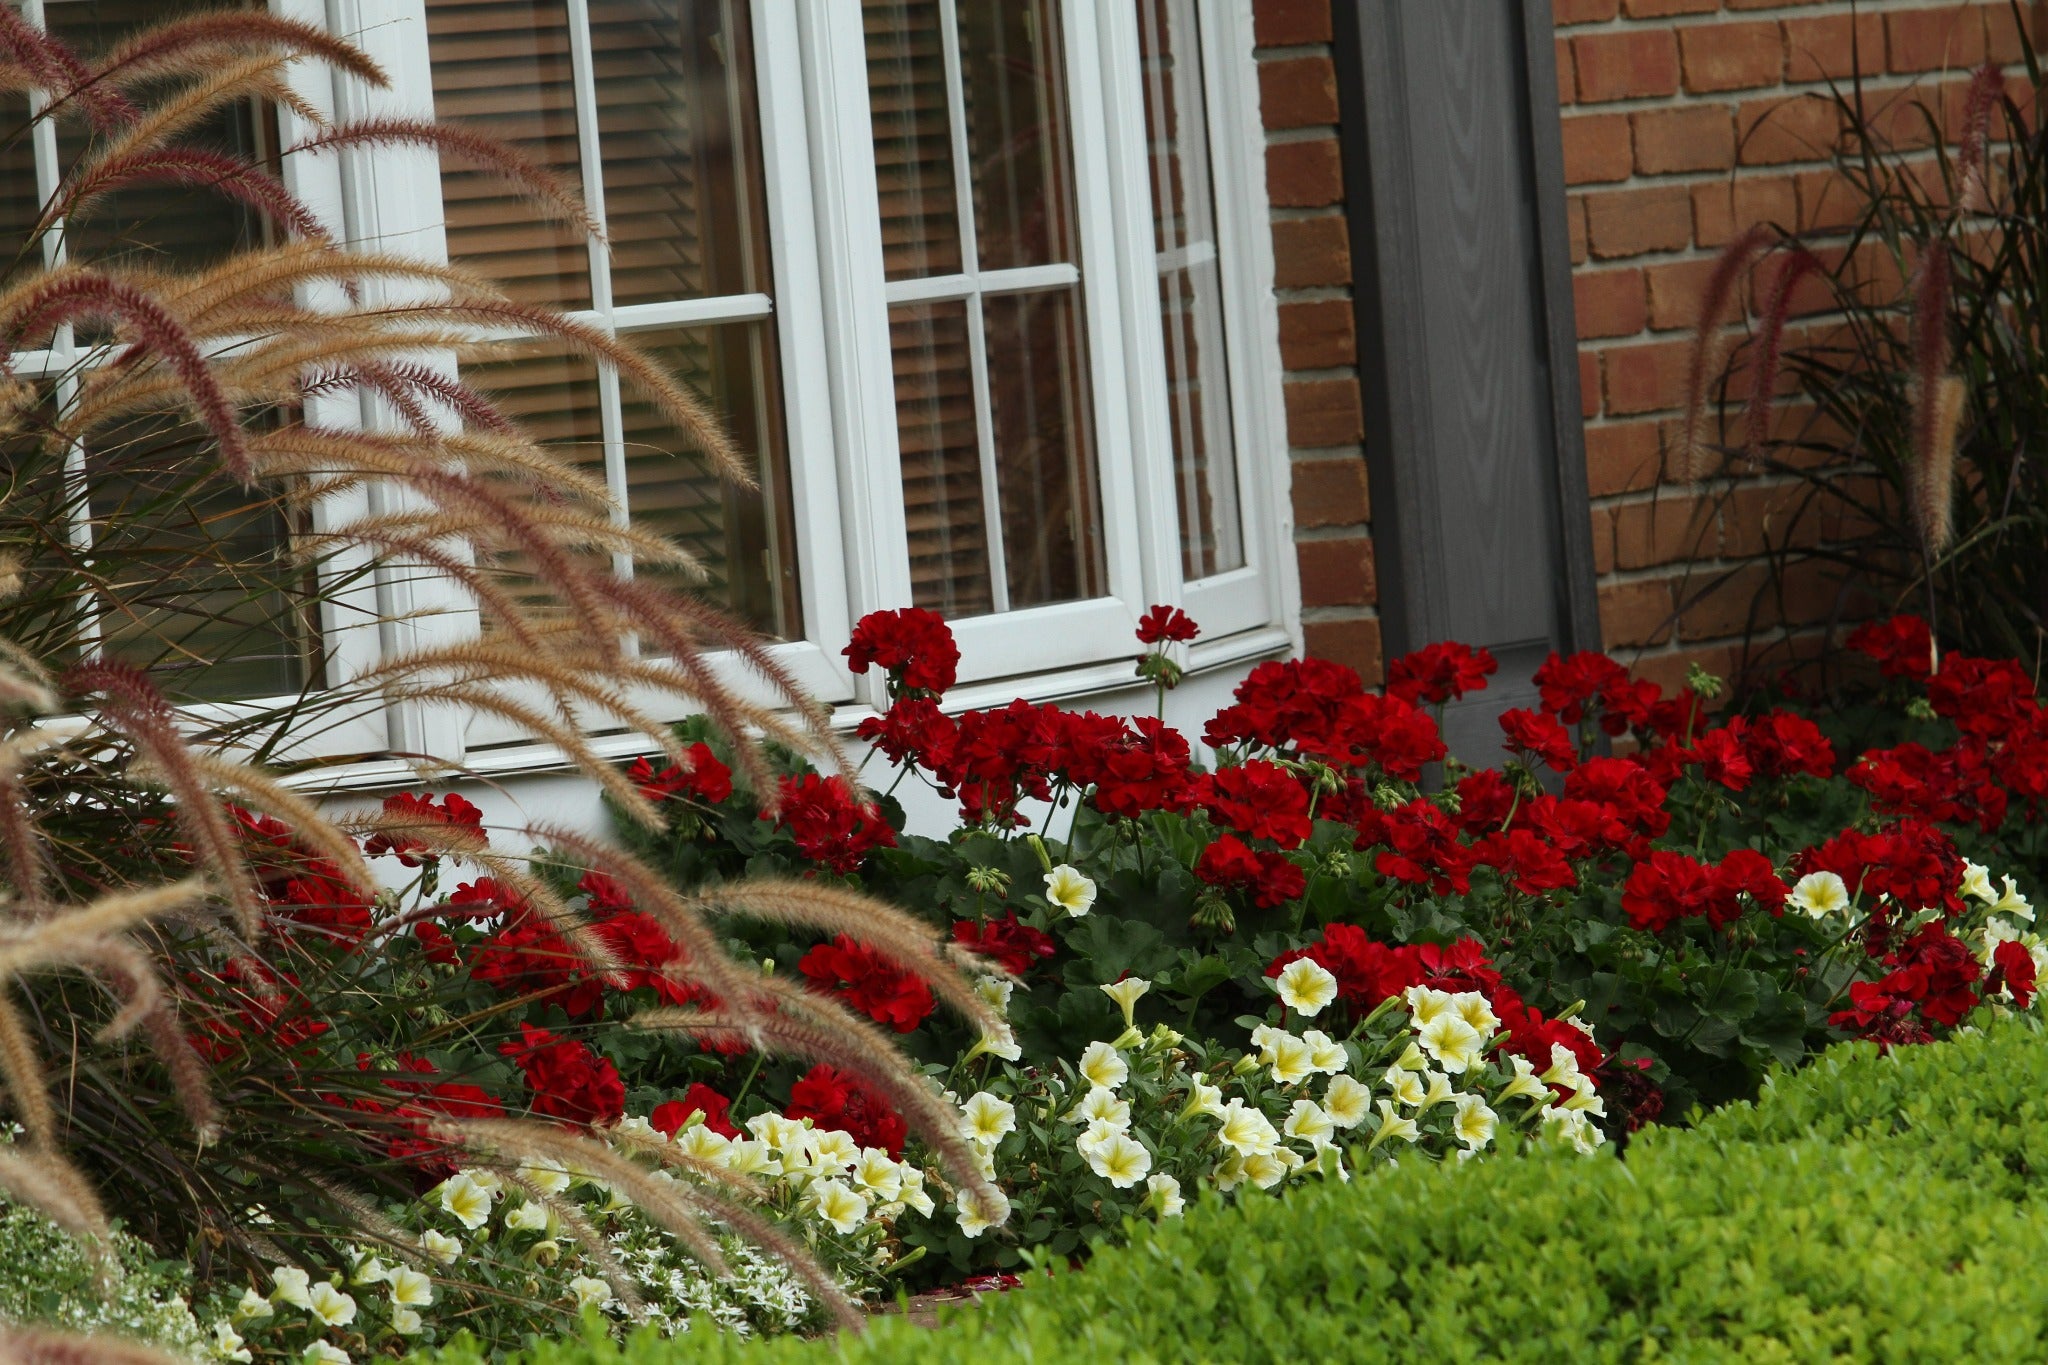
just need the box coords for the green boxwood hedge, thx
[424,1017,2048,1364]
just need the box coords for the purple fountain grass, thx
[93,11,388,92]
[0,7,137,130]
[1955,62,2004,214]
[1744,245,1824,460]
[1910,241,1956,558]
[1680,224,1775,483]
[48,145,331,246]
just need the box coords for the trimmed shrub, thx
[418,1017,2048,1363]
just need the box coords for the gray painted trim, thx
[1330,0,1600,661]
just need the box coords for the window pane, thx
[426,0,592,309]
[46,0,273,273]
[621,321,800,638]
[1137,0,1241,578]
[890,301,992,617]
[590,0,773,306]
[957,0,1078,272]
[864,0,962,280]
[86,414,312,703]
[985,287,1102,608]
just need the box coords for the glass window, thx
[865,0,1105,619]
[425,0,800,639]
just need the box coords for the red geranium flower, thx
[786,1064,909,1156]
[1135,604,1200,645]
[1687,726,1753,792]
[798,934,935,1032]
[1075,715,1195,820]
[1533,651,1629,724]
[1989,939,2037,1010]
[1191,759,1313,849]
[364,792,485,865]
[1845,614,1933,682]
[845,607,960,696]
[767,773,897,874]
[1195,834,1306,908]
[628,743,734,806]
[951,912,1057,976]
[1499,708,1576,772]
[855,696,958,772]
[1928,654,2039,742]
[1738,711,1835,781]
[1470,828,1576,895]
[1620,849,1716,933]
[1386,642,1498,705]
[1357,799,1473,896]
[652,1082,739,1139]
[499,1023,625,1127]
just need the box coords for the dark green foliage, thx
[413,1017,2048,1363]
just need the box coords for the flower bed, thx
[20,607,2048,1359]
[412,1015,2048,1363]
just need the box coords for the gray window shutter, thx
[1332,1,1600,765]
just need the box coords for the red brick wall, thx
[1253,0,1379,684]
[1559,0,2037,691]
[1253,0,2034,693]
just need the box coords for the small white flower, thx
[1451,991,1501,1038]
[1369,1098,1420,1149]
[1276,958,1338,1016]
[1182,1079,1226,1121]
[1963,861,1996,903]
[1070,1085,1132,1130]
[1453,1093,1497,1151]
[720,1139,776,1176]
[1541,1043,1584,1088]
[1322,1073,1371,1128]
[386,1265,434,1309]
[347,1252,389,1286]
[517,1157,571,1196]
[1044,864,1098,916]
[808,1178,869,1235]
[1212,1150,1247,1193]
[210,1321,250,1363]
[1404,985,1455,1029]
[302,1345,351,1365]
[1146,1172,1185,1217]
[1417,1069,1456,1111]
[1242,1151,1290,1189]
[853,1148,905,1203]
[1563,1072,1607,1119]
[961,1091,1019,1147]
[1788,870,1851,919]
[1382,1065,1426,1108]
[1301,1029,1348,1075]
[1283,1099,1336,1149]
[463,1168,503,1197]
[1077,1116,1124,1156]
[1078,1040,1129,1090]
[1498,1055,1551,1103]
[502,1201,549,1233]
[390,1307,423,1337]
[1100,976,1151,1027]
[811,1127,862,1170]
[306,1282,357,1328]
[436,1173,492,1231]
[976,975,1015,1013]
[969,1023,1023,1062]
[746,1112,807,1152]
[233,1288,273,1322]
[1417,1012,1484,1074]
[270,1267,312,1310]
[1994,875,2036,923]
[898,1166,937,1217]
[569,1276,612,1312]
[1085,1132,1153,1188]
[676,1122,731,1164]
[955,1186,1010,1237]
[1215,1099,1280,1157]
[1267,1032,1316,1085]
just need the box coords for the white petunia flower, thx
[348,1253,390,1287]
[976,975,1015,1013]
[1322,1073,1371,1128]
[517,1157,571,1196]
[961,1091,1019,1147]
[1382,1064,1426,1108]
[1499,1054,1552,1103]
[956,1186,1011,1238]
[1788,870,1850,919]
[270,1267,312,1310]
[968,1023,1023,1063]
[386,1266,434,1309]
[1563,1072,1607,1119]
[302,1344,351,1365]
[1249,1023,1287,1060]
[1146,1172,1185,1218]
[1182,1078,1226,1121]
[569,1276,612,1312]
[1243,1151,1290,1189]
[1301,1029,1348,1075]
[1994,875,2036,923]
[1417,1069,1456,1111]
[1276,958,1338,1016]
[463,1168,503,1197]
[1417,1012,1484,1074]
[1077,1116,1124,1156]
[1215,1099,1281,1157]
[436,1173,492,1231]
[1267,1032,1316,1085]
[1044,864,1097,917]
[1283,1099,1336,1149]
[1963,860,1996,903]
[1070,1084,1133,1131]
[502,1201,549,1233]
[1451,991,1501,1038]
[1078,1040,1129,1090]
[306,1282,356,1328]
[898,1166,937,1217]
[1212,1150,1248,1193]
[1101,976,1151,1027]
[1369,1099,1420,1149]
[808,1178,869,1235]
[210,1321,250,1363]
[676,1122,731,1164]
[234,1288,273,1322]
[719,1138,776,1177]
[746,1112,807,1152]
[853,1148,904,1203]
[1453,1093,1497,1151]
[1086,1132,1153,1187]
[1404,985,1455,1028]
[810,1128,862,1171]
[390,1307,423,1337]
[1541,1043,1584,1088]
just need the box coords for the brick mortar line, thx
[1556,0,2000,37]
[1563,71,1979,119]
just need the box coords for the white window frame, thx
[27,0,1297,774]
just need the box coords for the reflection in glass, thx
[890,302,991,617]
[1137,0,1242,579]
[957,0,1077,272]
[984,288,1101,608]
[864,0,963,280]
